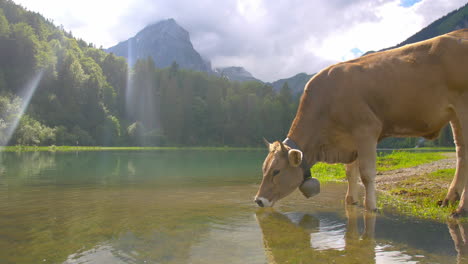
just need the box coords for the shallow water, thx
[0,150,464,263]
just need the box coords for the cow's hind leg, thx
[442,119,467,207]
[450,104,468,217]
[346,160,360,205]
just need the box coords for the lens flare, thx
[125,39,134,119]
[0,70,45,148]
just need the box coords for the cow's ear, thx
[263,137,272,151]
[288,149,303,167]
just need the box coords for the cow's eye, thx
[272,170,280,176]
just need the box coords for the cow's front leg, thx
[356,136,378,211]
[345,160,360,205]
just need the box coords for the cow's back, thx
[368,30,467,138]
[306,29,468,140]
[437,29,468,91]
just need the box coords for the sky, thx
[13,0,467,82]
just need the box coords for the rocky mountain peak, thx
[138,18,190,44]
[107,18,211,72]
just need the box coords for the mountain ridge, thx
[214,66,261,82]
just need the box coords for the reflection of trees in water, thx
[0,152,56,186]
[65,228,212,264]
[0,150,263,263]
[0,178,245,263]
[0,152,127,186]
[1,187,219,263]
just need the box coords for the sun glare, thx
[1,70,45,149]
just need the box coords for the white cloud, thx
[12,0,468,81]
[313,0,425,62]
[14,0,133,47]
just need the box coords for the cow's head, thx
[254,139,304,207]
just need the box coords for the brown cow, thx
[255,29,468,216]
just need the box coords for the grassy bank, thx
[311,151,457,221]
[376,151,446,171]
[312,151,447,182]
[0,145,262,152]
[378,168,458,222]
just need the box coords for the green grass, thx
[428,168,456,180]
[312,151,447,182]
[376,151,446,171]
[378,194,457,222]
[310,151,458,221]
[311,163,346,182]
[378,168,459,222]
[0,145,261,152]
[408,147,455,151]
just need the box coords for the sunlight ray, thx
[125,39,134,120]
[1,70,45,148]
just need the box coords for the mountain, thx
[363,2,468,56]
[395,3,468,48]
[269,73,314,95]
[214,66,261,82]
[107,18,212,72]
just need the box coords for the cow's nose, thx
[255,199,264,207]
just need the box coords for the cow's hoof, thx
[442,192,460,207]
[365,208,378,213]
[451,209,467,218]
[346,195,359,205]
[442,198,459,207]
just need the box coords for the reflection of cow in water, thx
[256,207,468,263]
[255,207,376,263]
[255,29,468,216]
[448,220,468,264]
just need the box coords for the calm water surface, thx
[0,150,464,263]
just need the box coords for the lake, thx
[0,150,464,263]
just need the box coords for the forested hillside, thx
[396,2,468,48]
[0,0,296,147]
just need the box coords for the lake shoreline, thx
[0,145,264,152]
[0,145,455,152]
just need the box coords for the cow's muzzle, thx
[254,197,272,207]
[255,198,264,207]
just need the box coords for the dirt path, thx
[375,152,456,187]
